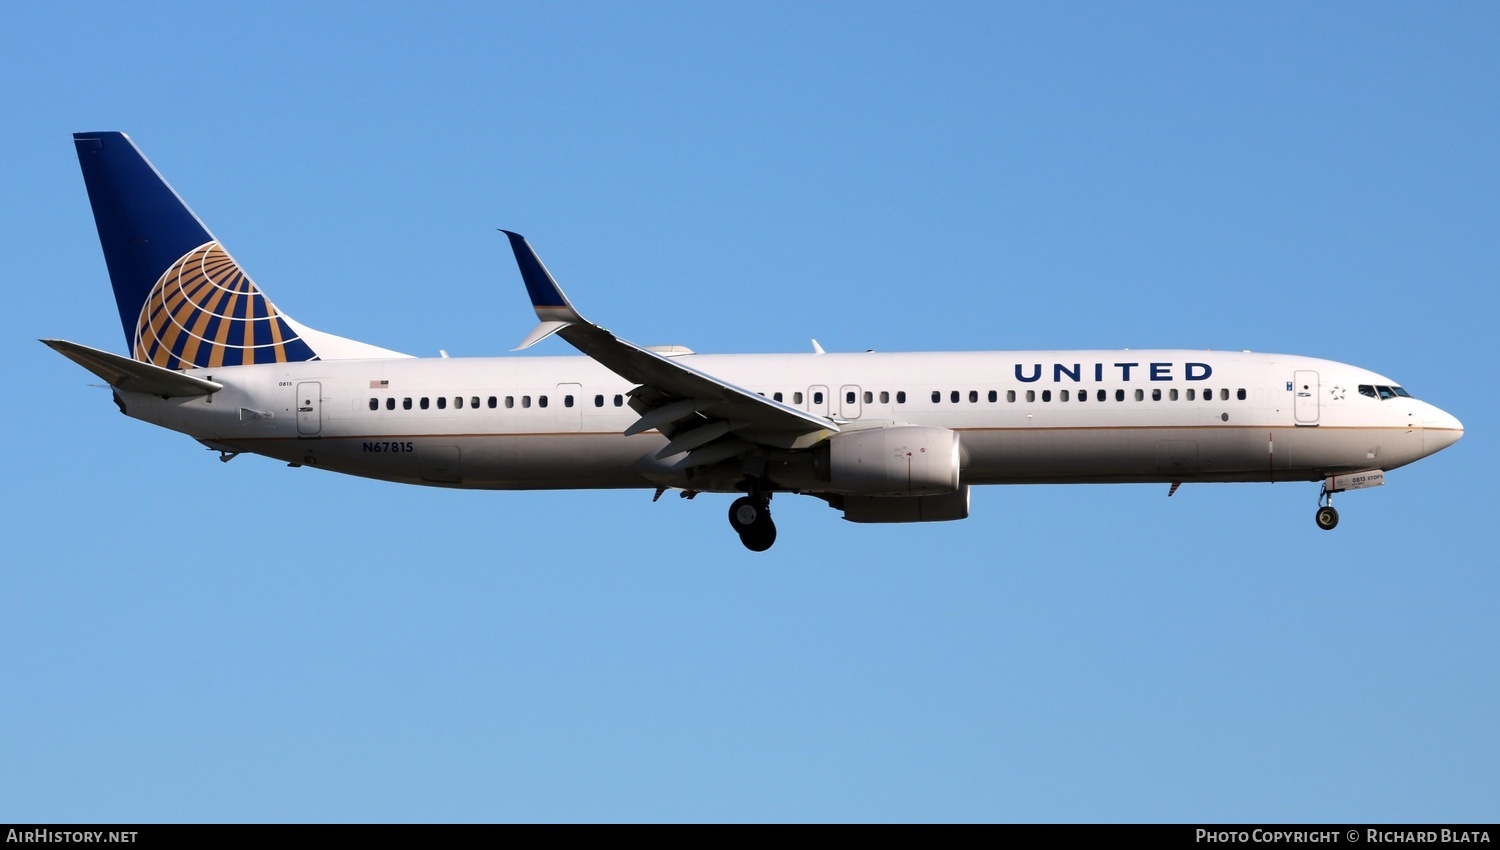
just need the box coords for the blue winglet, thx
[503,230,586,350]
[501,231,577,313]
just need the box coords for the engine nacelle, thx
[827,425,961,496]
[841,485,971,523]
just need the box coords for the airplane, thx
[47,132,1464,551]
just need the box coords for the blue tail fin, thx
[74,132,323,369]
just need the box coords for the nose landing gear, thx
[1315,486,1339,530]
[728,487,776,552]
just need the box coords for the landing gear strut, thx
[1315,486,1339,531]
[728,486,776,552]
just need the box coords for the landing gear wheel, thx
[728,495,776,551]
[728,497,763,533]
[1315,505,1339,531]
[739,521,777,552]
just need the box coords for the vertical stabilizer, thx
[73,132,405,369]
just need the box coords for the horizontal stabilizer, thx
[42,339,222,398]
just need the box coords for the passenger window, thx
[1237,388,1246,401]
[506,396,515,409]
[1096,389,1106,402]
[1115,389,1124,402]
[488,396,497,409]
[1059,389,1069,402]
[880,391,890,403]
[932,391,941,403]
[773,392,783,402]
[564,395,574,408]
[846,391,856,405]
[1220,388,1229,401]
[454,397,462,409]
[522,396,531,409]
[420,397,430,410]
[1135,389,1144,401]
[1007,390,1016,403]
[472,396,480,409]
[595,394,604,407]
[368,398,378,411]
[968,390,978,403]
[988,390,997,403]
[896,391,906,404]
[1186,388,1196,401]
[951,391,960,403]
[539,396,549,408]
[437,397,447,409]
[1169,389,1178,401]
[1026,390,1035,403]
[1078,389,1087,402]
[403,398,412,410]
[386,398,396,411]
[1041,390,1051,402]
[1152,389,1161,401]
[614,394,624,407]
[813,391,824,405]
[864,391,873,404]
[794,392,804,404]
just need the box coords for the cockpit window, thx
[1360,384,1413,401]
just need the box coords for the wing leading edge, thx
[502,231,838,463]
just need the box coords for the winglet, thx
[513,320,573,351]
[502,230,583,323]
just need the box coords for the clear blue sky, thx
[2,1,1494,822]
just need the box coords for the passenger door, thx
[1293,370,1319,425]
[296,381,321,436]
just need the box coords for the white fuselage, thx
[117,348,1463,493]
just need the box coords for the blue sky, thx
[2,1,1495,822]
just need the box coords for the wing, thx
[502,231,837,466]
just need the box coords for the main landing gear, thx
[1315,486,1339,531]
[728,486,776,552]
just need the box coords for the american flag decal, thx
[370,380,389,389]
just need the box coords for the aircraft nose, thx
[1423,405,1464,455]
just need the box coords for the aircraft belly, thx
[960,424,1288,484]
[218,433,656,490]
[1275,425,1422,474]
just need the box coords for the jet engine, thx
[825,425,962,496]
[840,485,971,523]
